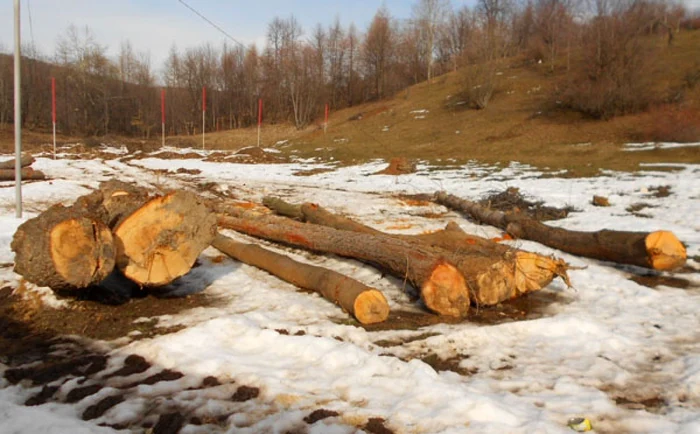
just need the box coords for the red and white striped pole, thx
[324,103,329,134]
[257,98,262,147]
[161,89,165,148]
[51,77,56,159]
[202,86,206,150]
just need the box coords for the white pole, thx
[14,0,22,218]
[162,122,165,148]
[52,122,56,159]
[202,109,205,150]
[257,123,261,147]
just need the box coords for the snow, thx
[0,146,699,433]
[624,142,700,152]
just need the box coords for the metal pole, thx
[202,87,206,150]
[14,0,22,218]
[257,98,262,147]
[161,89,165,148]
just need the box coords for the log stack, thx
[0,154,47,181]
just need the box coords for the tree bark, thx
[262,197,570,306]
[0,154,34,169]
[217,214,470,317]
[435,191,687,271]
[11,203,115,291]
[212,233,389,324]
[0,168,46,181]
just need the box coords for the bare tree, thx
[412,0,450,83]
[363,8,395,99]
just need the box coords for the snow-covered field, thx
[0,145,699,434]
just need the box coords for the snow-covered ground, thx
[0,146,699,433]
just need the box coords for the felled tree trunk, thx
[0,168,46,181]
[0,154,34,169]
[218,214,470,317]
[436,192,687,271]
[11,204,115,291]
[76,181,217,286]
[212,233,389,324]
[262,197,570,306]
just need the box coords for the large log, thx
[0,154,34,170]
[436,191,687,271]
[11,204,115,291]
[212,233,389,324]
[0,168,46,181]
[217,214,470,317]
[262,197,570,306]
[76,180,218,286]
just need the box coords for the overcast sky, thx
[1,0,699,72]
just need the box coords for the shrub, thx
[643,105,700,143]
[459,61,501,110]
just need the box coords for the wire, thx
[177,0,247,49]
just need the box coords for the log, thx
[11,203,116,291]
[76,180,218,286]
[436,191,687,271]
[211,233,389,324]
[0,168,46,181]
[217,214,470,317]
[0,154,34,170]
[262,197,570,306]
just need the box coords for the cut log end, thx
[420,262,470,317]
[114,191,216,286]
[513,252,571,295]
[353,289,390,324]
[49,218,115,289]
[645,231,687,271]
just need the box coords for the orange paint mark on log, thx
[210,255,226,263]
[491,233,513,243]
[232,201,259,210]
[385,223,414,230]
[285,233,309,245]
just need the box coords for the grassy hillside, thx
[3,30,698,176]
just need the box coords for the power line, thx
[177,0,247,49]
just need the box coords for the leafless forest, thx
[0,0,696,137]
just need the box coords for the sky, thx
[1,0,699,72]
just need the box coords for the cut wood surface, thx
[262,197,570,306]
[0,154,34,170]
[11,203,115,291]
[218,214,470,317]
[0,168,46,181]
[76,181,217,287]
[436,191,687,271]
[212,233,389,324]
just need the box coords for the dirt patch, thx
[479,187,574,221]
[108,355,152,378]
[231,385,260,402]
[420,353,479,376]
[293,167,336,177]
[304,409,340,424]
[364,417,395,434]
[647,185,672,198]
[630,275,692,289]
[375,157,417,175]
[626,202,656,218]
[153,412,186,434]
[82,394,126,420]
[613,395,667,413]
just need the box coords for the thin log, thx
[217,214,470,317]
[436,191,687,271]
[0,154,34,170]
[0,168,46,180]
[262,197,570,305]
[212,233,389,324]
[11,203,115,291]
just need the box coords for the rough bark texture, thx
[11,203,115,291]
[262,198,570,305]
[212,233,389,324]
[0,168,46,181]
[0,154,34,169]
[217,214,470,317]
[436,191,687,271]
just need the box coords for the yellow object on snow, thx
[567,417,593,432]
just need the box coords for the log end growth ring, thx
[421,262,470,317]
[353,289,390,324]
[646,231,687,271]
[49,218,115,288]
[114,191,216,286]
